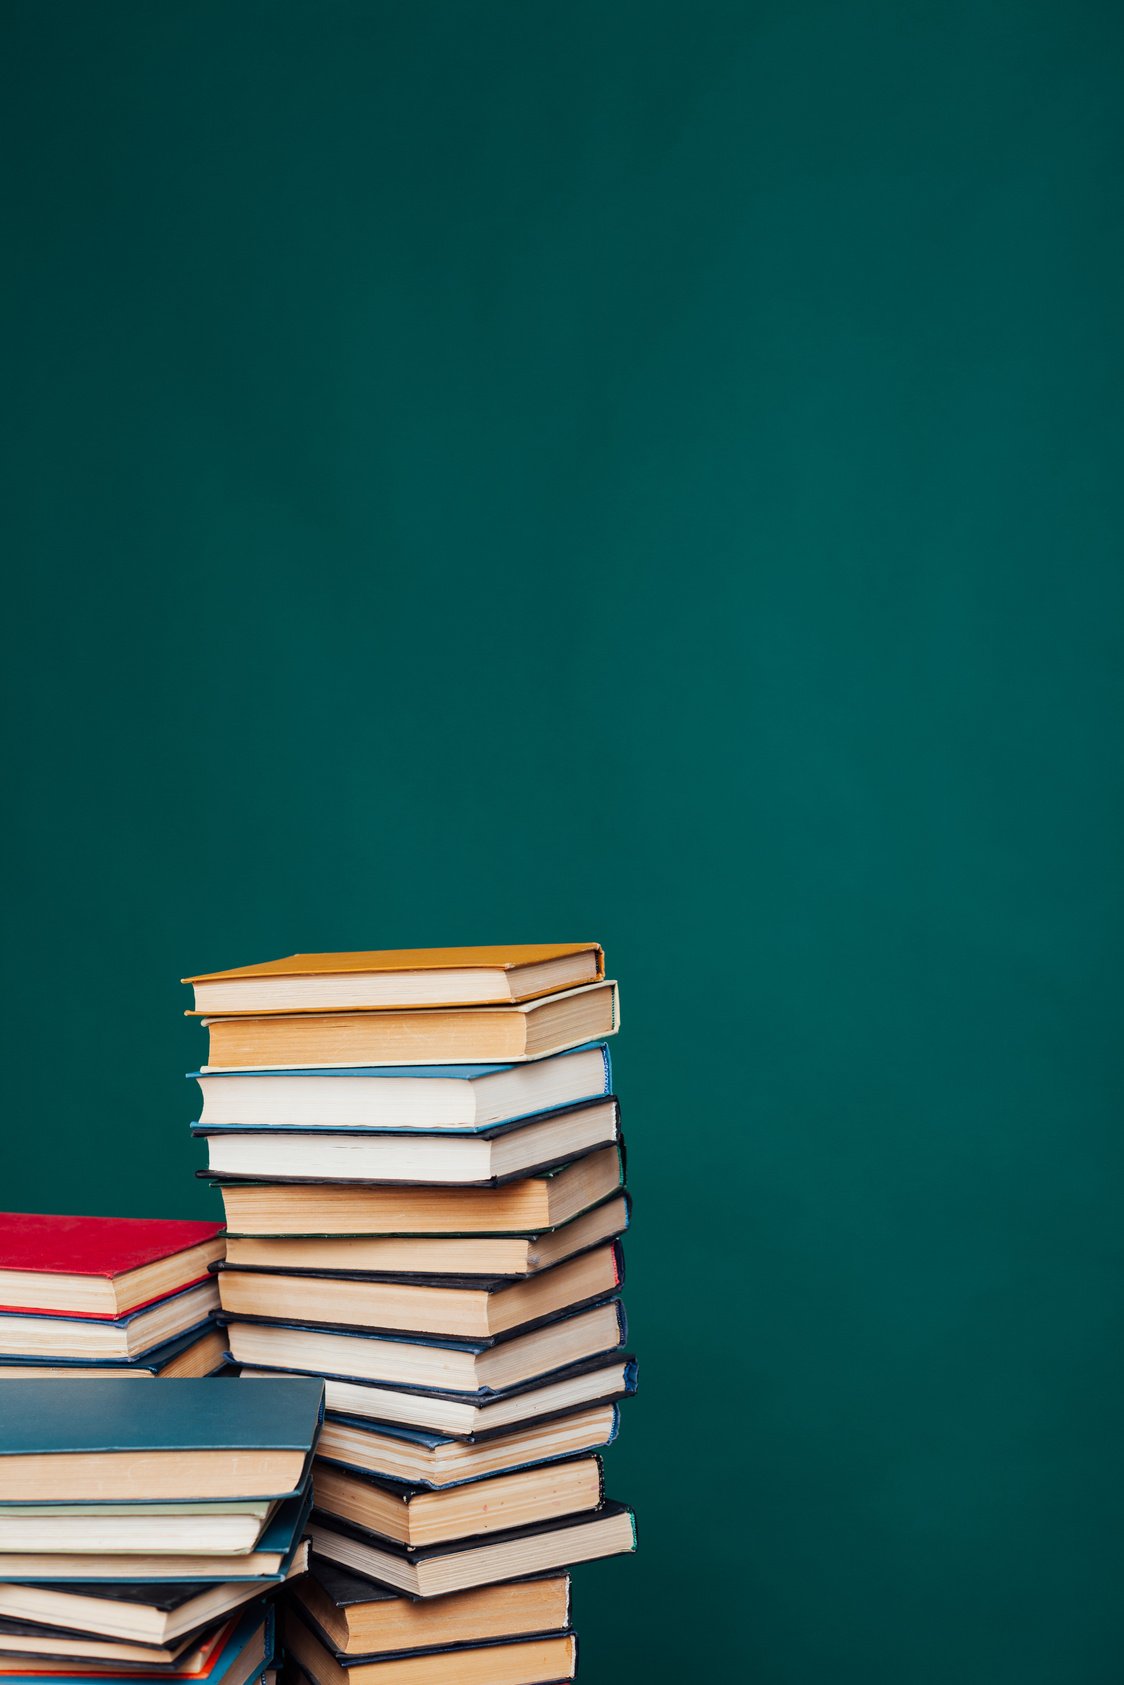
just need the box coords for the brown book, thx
[185,945,603,1014]
[222,1191,628,1277]
[218,1146,622,1237]
[216,1244,622,1340]
[312,1456,603,1548]
[294,1564,570,1656]
[201,982,618,1069]
[286,1606,575,1685]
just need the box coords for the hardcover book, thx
[221,1188,629,1277]
[191,1044,611,1133]
[316,1403,619,1488]
[215,1146,623,1237]
[0,1491,312,1583]
[293,1562,571,1655]
[0,1562,307,1647]
[195,1099,620,1186]
[215,1242,624,1339]
[0,1377,324,1501]
[184,945,604,1014]
[0,1285,221,1362]
[308,1501,636,1598]
[200,982,618,1069]
[0,1611,237,1669]
[236,1345,637,1438]
[0,1608,271,1685]
[311,1454,604,1547]
[285,1608,576,1685]
[0,1218,225,1318]
[0,1324,228,1380]
[223,1298,627,1398]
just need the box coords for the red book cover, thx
[0,1214,224,1279]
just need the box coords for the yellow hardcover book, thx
[184,945,604,1014]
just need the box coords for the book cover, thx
[184,946,604,1013]
[0,1217,224,1281]
[0,1377,324,1457]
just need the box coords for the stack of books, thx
[0,1215,229,1379]
[184,944,636,1685]
[0,1376,324,1685]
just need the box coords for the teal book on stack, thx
[0,1377,324,1685]
[185,943,636,1685]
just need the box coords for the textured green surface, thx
[4,3,1124,1680]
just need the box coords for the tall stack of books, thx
[185,944,637,1685]
[0,1215,229,1379]
[0,1376,323,1685]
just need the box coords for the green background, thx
[4,3,1123,1680]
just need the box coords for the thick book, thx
[192,1045,611,1133]
[237,1347,637,1438]
[224,1297,626,1398]
[0,1284,221,1362]
[217,1147,622,1237]
[0,1218,225,1318]
[0,1491,311,1584]
[294,1562,570,1656]
[0,1501,278,1557]
[216,1243,623,1340]
[286,1606,575,1685]
[0,1558,307,1646]
[222,1190,629,1277]
[200,982,618,1070]
[0,1377,324,1502]
[312,1455,603,1548]
[0,1611,239,1669]
[196,1099,619,1186]
[316,1404,619,1489]
[0,1324,228,1380]
[184,946,604,1015]
[0,1608,271,1685]
[309,1501,636,1598]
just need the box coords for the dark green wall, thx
[4,3,1124,1680]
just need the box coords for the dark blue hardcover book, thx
[286,1597,575,1669]
[308,1500,637,1596]
[317,1403,621,1490]
[0,1376,323,1458]
[0,1378,323,1508]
